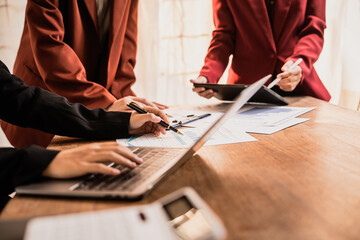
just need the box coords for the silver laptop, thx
[16,75,271,199]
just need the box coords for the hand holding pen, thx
[268,58,303,91]
[127,102,183,135]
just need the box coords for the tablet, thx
[193,83,288,105]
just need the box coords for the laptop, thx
[16,75,271,199]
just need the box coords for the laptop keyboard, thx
[72,148,180,192]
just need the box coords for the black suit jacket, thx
[0,61,132,209]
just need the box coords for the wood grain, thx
[1,97,360,240]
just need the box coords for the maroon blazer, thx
[200,0,331,101]
[1,0,138,148]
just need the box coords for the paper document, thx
[232,106,315,126]
[239,118,310,134]
[117,112,257,148]
[117,125,257,148]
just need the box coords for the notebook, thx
[15,75,271,199]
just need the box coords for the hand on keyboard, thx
[42,142,143,179]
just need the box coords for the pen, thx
[267,58,303,89]
[172,113,211,129]
[127,101,183,135]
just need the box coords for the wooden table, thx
[1,97,360,240]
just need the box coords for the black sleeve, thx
[0,61,132,140]
[0,146,59,209]
[0,60,132,210]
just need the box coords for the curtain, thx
[315,0,360,110]
[0,0,26,72]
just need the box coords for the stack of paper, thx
[117,106,315,147]
[229,106,314,134]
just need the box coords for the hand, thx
[128,106,169,136]
[107,96,168,112]
[276,60,302,92]
[43,142,143,179]
[190,76,215,99]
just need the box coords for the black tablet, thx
[193,83,288,105]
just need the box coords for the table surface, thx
[1,97,360,240]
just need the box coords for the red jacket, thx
[200,0,331,101]
[1,0,138,148]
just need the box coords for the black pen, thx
[172,113,211,129]
[127,102,183,135]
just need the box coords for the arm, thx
[0,146,58,201]
[285,0,326,84]
[199,0,236,83]
[0,61,131,140]
[25,0,116,109]
[111,0,138,99]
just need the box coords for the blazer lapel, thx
[245,0,275,51]
[83,0,99,33]
[273,0,292,43]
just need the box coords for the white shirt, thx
[96,0,110,45]
[0,126,13,148]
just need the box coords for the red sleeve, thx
[199,0,236,83]
[26,0,116,109]
[286,0,326,84]
[111,0,138,99]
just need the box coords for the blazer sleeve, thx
[0,61,131,140]
[25,0,116,109]
[286,0,326,84]
[111,0,138,99]
[0,146,58,201]
[199,0,236,83]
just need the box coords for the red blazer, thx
[200,0,331,101]
[1,0,138,148]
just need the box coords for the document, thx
[117,112,257,148]
[238,118,310,135]
[231,106,315,126]
[117,106,314,147]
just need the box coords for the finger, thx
[143,106,169,123]
[85,163,121,175]
[113,145,143,164]
[199,89,214,97]
[132,97,157,108]
[277,76,292,85]
[281,60,293,72]
[200,90,215,99]
[277,72,291,79]
[190,77,207,84]
[192,87,206,93]
[288,66,302,76]
[86,143,143,165]
[152,102,168,109]
[83,142,121,152]
[100,151,138,168]
[278,84,293,92]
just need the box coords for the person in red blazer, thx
[192,0,331,101]
[1,0,164,148]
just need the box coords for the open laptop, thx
[16,74,271,199]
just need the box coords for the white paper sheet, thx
[231,106,315,126]
[237,118,310,135]
[117,124,257,148]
